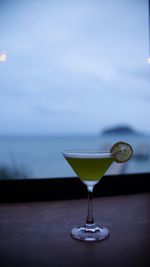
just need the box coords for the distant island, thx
[101,125,140,136]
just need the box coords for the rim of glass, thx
[62,149,114,159]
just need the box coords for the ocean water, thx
[0,134,150,179]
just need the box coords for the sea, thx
[0,134,150,179]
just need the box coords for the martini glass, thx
[62,149,114,242]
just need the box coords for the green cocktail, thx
[63,149,114,242]
[65,152,114,183]
[63,143,133,242]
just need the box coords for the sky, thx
[0,0,150,135]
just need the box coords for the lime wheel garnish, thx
[110,141,133,163]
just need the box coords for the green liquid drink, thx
[63,144,133,242]
[65,153,114,183]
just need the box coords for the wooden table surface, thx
[0,193,150,267]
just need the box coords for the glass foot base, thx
[71,224,109,242]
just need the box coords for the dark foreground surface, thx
[0,192,149,267]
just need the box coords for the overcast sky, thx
[0,0,149,135]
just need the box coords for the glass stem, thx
[86,186,95,225]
